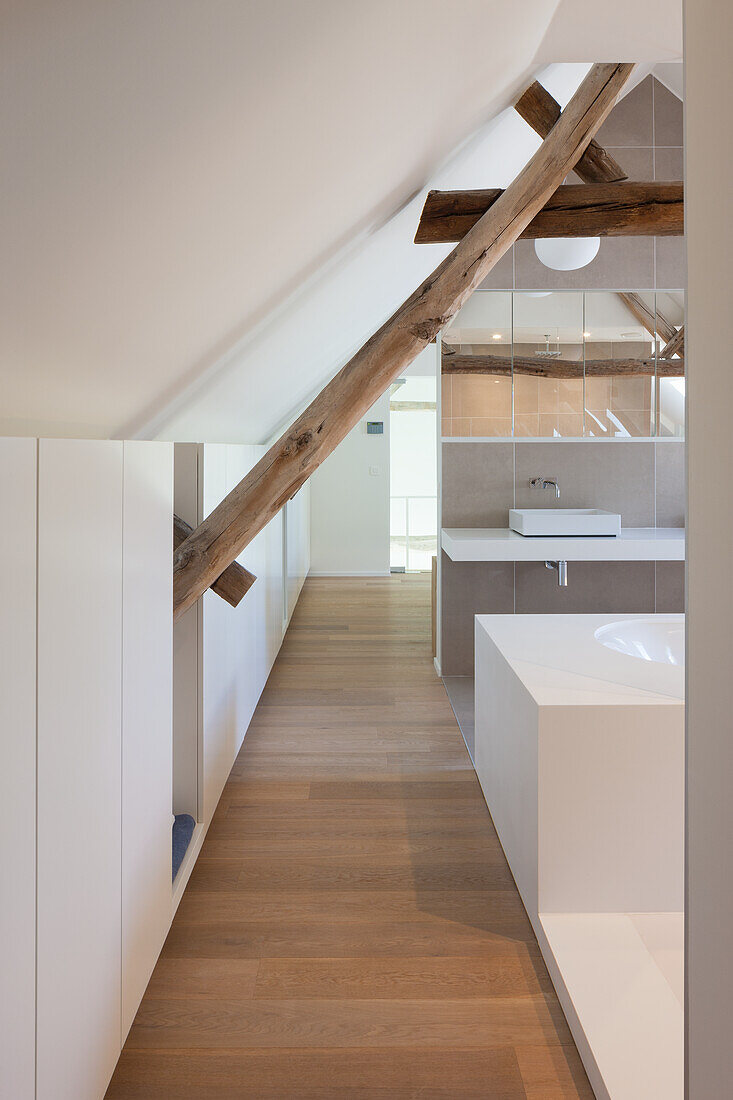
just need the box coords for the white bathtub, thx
[595,616,685,666]
[474,613,684,1100]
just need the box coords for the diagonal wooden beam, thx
[172,63,633,620]
[661,324,685,359]
[173,514,255,607]
[617,291,677,344]
[515,81,628,183]
[414,182,683,244]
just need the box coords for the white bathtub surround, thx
[442,526,685,562]
[474,614,684,1100]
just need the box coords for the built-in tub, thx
[474,613,684,1100]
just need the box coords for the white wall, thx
[685,5,733,1096]
[309,392,390,575]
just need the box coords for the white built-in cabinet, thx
[1,439,174,1100]
[172,444,309,831]
[1,436,309,1100]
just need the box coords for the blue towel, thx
[172,813,196,881]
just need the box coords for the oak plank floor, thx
[106,575,593,1100]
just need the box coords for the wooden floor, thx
[107,575,593,1099]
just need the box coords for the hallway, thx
[106,575,592,1099]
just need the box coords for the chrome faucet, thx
[546,560,568,587]
[530,476,560,499]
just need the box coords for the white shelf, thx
[442,526,685,562]
[540,911,683,1100]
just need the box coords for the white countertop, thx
[442,526,685,562]
[476,614,684,705]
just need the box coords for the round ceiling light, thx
[534,236,601,271]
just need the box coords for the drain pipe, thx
[545,560,568,587]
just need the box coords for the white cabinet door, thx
[36,440,123,1100]
[0,439,37,1099]
[121,441,174,1037]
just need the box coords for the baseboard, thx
[308,571,392,577]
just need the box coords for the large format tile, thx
[514,441,655,526]
[656,237,686,289]
[515,561,655,614]
[653,78,684,146]
[514,235,655,291]
[656,561,685,613]
[656,441,685,527]
[595,76,654,147]
[441,441,514,527]
[440,554,514,675]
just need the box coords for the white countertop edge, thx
[442,527,685,562]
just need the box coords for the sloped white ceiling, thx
[0,1,682,442]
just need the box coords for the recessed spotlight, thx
[583,331,591,338]
[492,333,502,340]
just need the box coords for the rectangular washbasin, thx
[509,508,621,537]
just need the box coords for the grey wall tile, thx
[653,79,684,146]
[596,76,654,147]
[514,441,655,526]
[514,236,654,291]
[515,561,655,614]
[656,561,685,612]
[654,147,683,181]
[441,442,514,527]
[656,237,686,288]
[440,554,514,675]
[656,441,685,527]
[478,247,514,290]
[596,147,654,182]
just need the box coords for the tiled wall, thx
[479,76,684,293]
[438,75,686,675]
[440,440,685,674]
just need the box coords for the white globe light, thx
[534,236,601,271]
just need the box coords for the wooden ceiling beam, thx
[515,81,628,183]
[661,324,685,359]
[173,513,255,607]
[617,291,678,344]
[172,63,633,620]
[414,182,683,244]
[441,349,683,378]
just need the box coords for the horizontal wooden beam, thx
[415,182,682,244]
[172,63,634,620]
[515,80,628,183]
[173,514,255,607]
[441,349,684,378]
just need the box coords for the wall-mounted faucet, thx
[545,560,568,587]
[530,476,560,499]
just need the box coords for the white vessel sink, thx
[595,617,685,666]
[509,508,621,537]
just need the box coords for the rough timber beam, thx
[661,324,685,360]
[514,82,683,357]
[515,80,628,183]
[173,62,634,620]
[617,291,678,344]
[414,182,683,244]
[173,513,255,607]
[441,348,684,378]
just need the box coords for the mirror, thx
[441,289,685,439]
